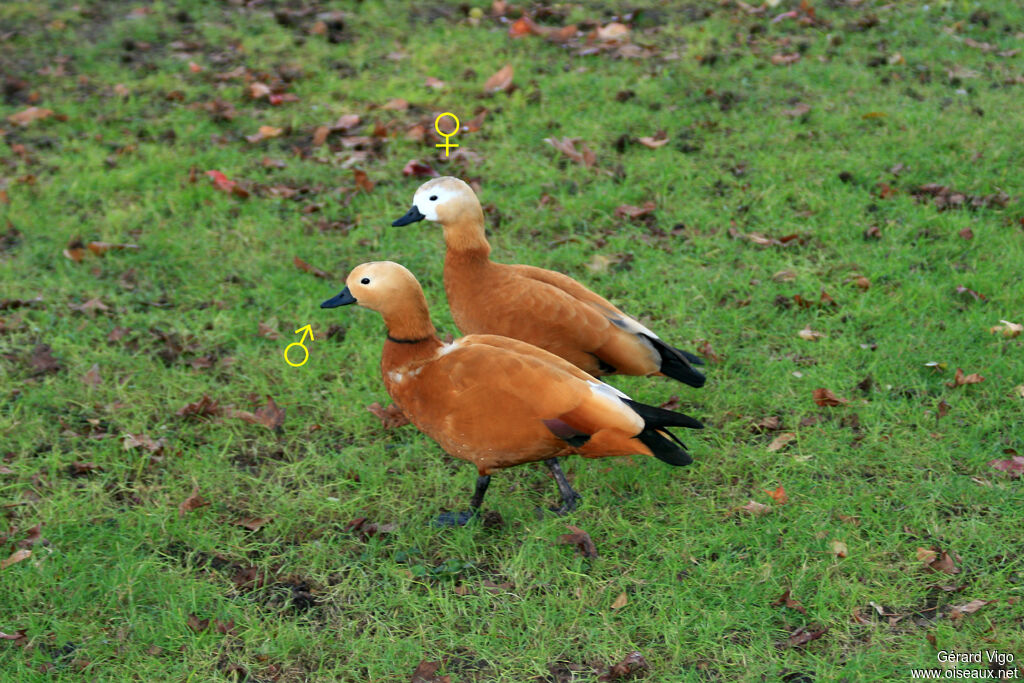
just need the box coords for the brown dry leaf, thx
[294,256,330,279]
[29,344,61,374]
[177,394,223,419]
[988,455,1024,478]
[595,21,629,41]
[771,589,807,614]
[68,298,110,316]
[7,107,54,126]
[483,64,514,94]
[918,546,960,575]
[178,486,209,517]
[543,137,596,168]
[87,241,140,256]
[232,517,271,531]
[232,396,286,430]
[63,237,87,262]
[946,367,984,388]
[767,433,796,453]
[696,339,722,364]
[311,126,330,147]
[764,486,789,504]
[245,125,284,143]
[402,159,439,177]
[366,402,410,429]
[81,363,102,387]
[772,269,797,282]
[754,416,782,432]
[1,549,31,570]
[248,81,271,99]
[771,53,801,66]
[740,500,771,516]
[813,388,847,407]
[122,432,166,454]
[411,660,450,683]
[785,625,828,648]
[557,524,598,558]
[989,320,1023,338]
[599,652,649,682]
[610,591,628,610]
[381,98,409,111]
[798,325,825,342]
[423,76,446,90]
[782,103,812,118]
[949,599,995,620]
[852,276,871,290]
[186,614,210,633]
[353,169,374,193]
[636,131,669,149]
[257,321,281,340]
[614,202,656,220]
[832,540,849,558]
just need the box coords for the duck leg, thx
[431,474,491,527]
[546,458,582,514]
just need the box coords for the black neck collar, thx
[387,335,431,344]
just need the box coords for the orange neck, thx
[441,210,491,259]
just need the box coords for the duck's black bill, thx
[321,287,356,308]
[391,205,426,226]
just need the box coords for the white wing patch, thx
[587,380,631,401]
[436,340,461,357]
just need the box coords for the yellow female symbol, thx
[434,112,459,157]
[284,325,314,368]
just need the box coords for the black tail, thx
[679,348,705,366]
[644,335,706,388]
[622,398,703,467]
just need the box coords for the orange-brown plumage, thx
[321,262,702,521]
[391,177,706,387]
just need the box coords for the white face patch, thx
[412,183,461,222]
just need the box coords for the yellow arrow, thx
[294,324,315,344]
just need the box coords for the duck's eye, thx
[429,195,438,201]
[360,277,370,285]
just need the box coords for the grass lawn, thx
[2,0,1023,680]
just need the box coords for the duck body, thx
[393,177,706,388]
[321,261,703,521]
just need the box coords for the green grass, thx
[2,0,1023,680]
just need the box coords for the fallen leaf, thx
[402,159,439,177]
[636,131,670,149]
[954,285,986,302]
[614,202,656,220]
[411,660,449,683]
[771,53,801,65]
[423,76,445,90]
[81,363,102,387]
[186,614,209,632]
[231,396,286,430]
[353,169,374,192]
[918,546,960,575]
[988,455,1024,478]
[68,298,110,316]
[785,625,828,648]
[205,170,249,198]
[949,599,995,620]
[232,517,271,531]
[610,592,628,610]
[813,388,847,407]
[87,241,140,256]
[832,540,849,558]
[122,433,166,454]
[29,344,61,374]
[245,125,283,143]
[176,394,224,419]
[366,402,410,429]
[766,433,796,453]
[381,98,408,111]
[798,325,825,342]
[178,486,209,517]
[257,321,281,340]
[772,269,797,282]
[771,589,807,614]
[599,652,649,681]
[543,137,596,168]
[946,368,984,388]
[740,500,771,516]
[294,256,330,279]
[754,416,782,432]
[1,549,31,570]
[696,339,721,364]
[7,106,53,126]
[764,486,789,503]
[483,64,514,94]
[557,524,598,558]
[69,461,101,477]
[989,320,1022,338]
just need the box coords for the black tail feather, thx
[622,398,704,430]
[679,348,705,366]
[636,429,693,466]
[644,335,706,388]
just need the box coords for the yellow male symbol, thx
[434,112,459,157]
[284,325,315,367]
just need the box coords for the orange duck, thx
[391,177,706,388]
[321,261,703,525]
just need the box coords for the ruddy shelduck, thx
[321,261,703,525]
[391,177,706,388]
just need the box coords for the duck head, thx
[320,261,435,340]
[391,176,482,227]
